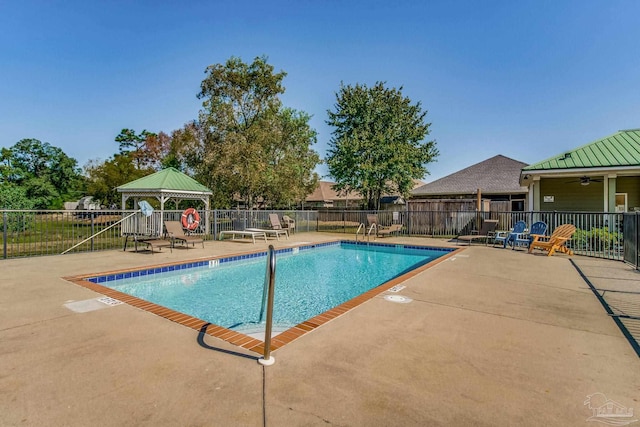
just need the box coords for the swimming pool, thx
[67,241,457,352]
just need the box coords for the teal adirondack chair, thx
[493,221,527,248]
[514,221,547,249]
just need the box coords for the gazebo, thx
[116,168,213,235]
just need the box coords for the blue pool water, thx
[96,242,451,331]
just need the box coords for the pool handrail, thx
[367,223,377,240]
[355,223,377,242]
[259,245,277,366]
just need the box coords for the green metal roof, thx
[523,129,640,171]
[117,167,212,193]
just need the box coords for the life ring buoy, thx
[181,208,200,231]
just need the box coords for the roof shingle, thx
[305,181,362,202]
[412,155,528,196]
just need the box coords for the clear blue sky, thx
[2,0,639,181]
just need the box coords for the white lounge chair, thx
[282,215,296,233]
[245,227,288,240]
[268,214,284,230]
[218,229,268,244]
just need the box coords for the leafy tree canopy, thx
[84,153,154,207]
[115,128,158,169]
[256,108,321,207]
[165,125,197,172]
[0,183,35,210]
[0,139,84,209]
[146,131,186,171]
[326,82,438,209]
[189,55,320,208]
[84,128,185,206]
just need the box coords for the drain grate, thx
[384,295,413,304]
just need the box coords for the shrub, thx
[0,184,35,232]
[573,227,621,250]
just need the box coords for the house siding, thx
[617,176,640,211]
[539,178,603,211]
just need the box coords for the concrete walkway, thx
[1,233,639,426]
[571,256,640,358]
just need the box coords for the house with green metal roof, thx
[519,129,640,212]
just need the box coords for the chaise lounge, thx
[376,223,403,237]
[456,219,499,245]
[218,218,268,244]
[138,238,173,254]
[218,229,268,244]
[163,221,205,249]
[244,227,288,240]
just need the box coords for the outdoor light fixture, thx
[568,176,601,185]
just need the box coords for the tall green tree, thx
[145,131,183,170]
[115,128,156,169]
[0,139,84,209]
[190,56,320,208]
[259,108,320,207]
[326,82,438,210]
[168,121,200,172]
[84,153,153,207]
[84,128,172,207]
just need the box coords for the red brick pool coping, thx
[63,242,464,355]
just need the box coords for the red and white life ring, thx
[181,208,200,231]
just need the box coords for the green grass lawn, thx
[1,213,125,257]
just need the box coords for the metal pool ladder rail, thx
[367,223,377,240]
[355,223,376,241]
[258,245,277,366]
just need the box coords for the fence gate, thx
[623,212,639,269]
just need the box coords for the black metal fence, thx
[1,208,637,264]
[0,209,319,259]
[314,209,627,261]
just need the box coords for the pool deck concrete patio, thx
[1,232,639,426]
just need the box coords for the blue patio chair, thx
[514,221,547,249]
[493,221,527,248]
